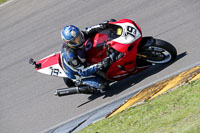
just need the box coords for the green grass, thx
[78,80,200,133]
[0,0,7,5]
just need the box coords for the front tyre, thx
[143,39,177,64]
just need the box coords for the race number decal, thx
[109,22,141,44]
[50,67,60,76]
[126,26,137,38]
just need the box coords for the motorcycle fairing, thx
[112,22,141,45]
[36,52,67,78]
[107,20,142,80]
[108,20,142,53]
[84,19,143,80]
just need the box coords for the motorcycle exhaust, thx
[55,87,79,97]
[54,86,91,97]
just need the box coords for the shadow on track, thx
[77,52,187,107]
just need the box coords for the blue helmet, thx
[61,25,84,48]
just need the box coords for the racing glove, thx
[97,57,113,71]
[100,19,116,29]
[99,21,110,29]
[102,57,112,68]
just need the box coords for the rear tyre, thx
[142,39,177,64]
[63,78,75,87]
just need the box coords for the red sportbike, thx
[30,19,177,96]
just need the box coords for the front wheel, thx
[139,39,177,64]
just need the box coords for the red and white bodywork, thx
[36,52,67,78]
[33,19,176,82]
[34,19,145,81]
[35,19,144,81]
[84,19,144,80]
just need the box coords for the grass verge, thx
[78,80,200,133]
[0,0,7,5]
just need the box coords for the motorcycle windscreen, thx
[36,52,67,77]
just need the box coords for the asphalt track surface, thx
[0,0,200,132]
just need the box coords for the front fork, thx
[137,36,156,59]
[136,37,156,66]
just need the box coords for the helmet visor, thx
[69,32,84,44]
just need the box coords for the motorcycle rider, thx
[59,20,115,96]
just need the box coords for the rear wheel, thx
[139,39,177,64]
[63,78,75,87]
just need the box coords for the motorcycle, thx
[29,19,177,97]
